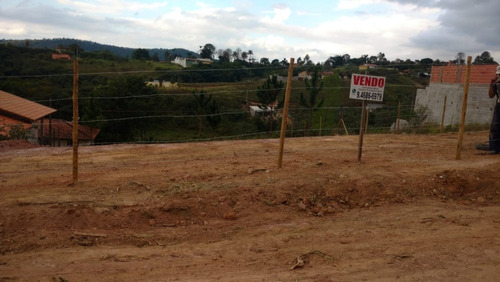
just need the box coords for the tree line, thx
[198,43,497,68]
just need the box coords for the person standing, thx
[488,66,500,154]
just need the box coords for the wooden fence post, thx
[455,56,472,160]
[365,108,369,134]
[277,58,294,168]
[357,100,366,162]
[397,101,401,134]
[72,58,79,183]
[440,96,447,133]
[319,116,322,136]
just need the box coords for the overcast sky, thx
[1,0,499,63]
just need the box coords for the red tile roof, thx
[52,53,71,60]
[0,90,57,122]
[39,119,100,141]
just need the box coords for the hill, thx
[0,38,198,60]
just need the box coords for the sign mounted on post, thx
[349,73,386,102]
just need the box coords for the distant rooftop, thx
[0,90,57,122]
[39,119,100,141]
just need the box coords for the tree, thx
[95,76,157,142]
[260,57,270,65]
[248,50,254,63]
[225,49,234,62]
[5,124,29,140]
[433,59,445,66]
[193,90,212,138]
[232,49,241,61]
[299,67,324,135]
[241,51,248,62]
[132,48,150,60]
[377,52,388,64]
[200,43,216,59]
[342,54,351,65]
[81,92,106,133]
[206,100,222,137]
[69,43,83,57]
[257,75,284,107]
[473,51,496,64]
[151,52,159,62]
[217,48,232,62]
[455,52,465,65]
[256,75,285,135]
[349,54,368,66]
[419,58,434,65]
[304,54,311,65]
[325,55,345,68]
[404,59,415,65]
[164,50,171,61]
[280,58,289,66]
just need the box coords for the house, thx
[51,53,71,60]
[38,119,100,147]
[146,80,178,88]
[248,105,274,117]
[275,74,298,83]
[321,71,334,79]
[359,63,378,70]
[298,71,312,81]
[0,90,99,146]
[0,89,56,143]
[173,57,213,68]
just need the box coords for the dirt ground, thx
[0,132,499,281]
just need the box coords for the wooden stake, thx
[72,58,79,183]
[455,56,472,160]
[342,118,349,135]
[357,99,366,162]
[440,96,447,133]
[277,58,294,168]
[365,108,369,134]
[319,116,322,136]
[357,70,369,163]
[397,101,401,134]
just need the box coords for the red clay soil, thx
[0,140,39,152]
[0,131,499,281]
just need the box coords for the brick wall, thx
[430,64,498,84]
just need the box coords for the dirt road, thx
[1,132,499,281]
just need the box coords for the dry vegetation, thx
[0,131,499,281]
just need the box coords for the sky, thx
[1,0,499,63]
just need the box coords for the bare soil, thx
[0,132,499,281]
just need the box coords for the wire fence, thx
[0,64,475,146]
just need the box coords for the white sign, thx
[349,73,386,102]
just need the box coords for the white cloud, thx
[336,0,382,10]
[56,0,168,15]
[0,22,26,36]
[260,4,292,24]
[0,0,498,63]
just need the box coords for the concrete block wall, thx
[416,64,498,126]
[416,84,495,126]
